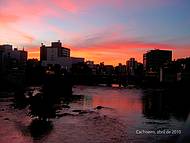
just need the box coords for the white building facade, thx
[40,41,84,71]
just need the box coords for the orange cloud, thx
[0,13,19,25]
[28,51,40,60]
[27,40,190,66]
[27,47,40,59]
[69,40,179,65]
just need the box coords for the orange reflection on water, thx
[92,92,142,115]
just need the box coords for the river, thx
[0,85,190,143]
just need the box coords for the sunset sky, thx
[0,0,190,65]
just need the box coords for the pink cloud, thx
[0,24,36,45]
[1,0,189,64]
[50,0,79,13]
[0,0,125,21]
[1,1,59,17]
[0,0,176,25]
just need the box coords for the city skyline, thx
[0,0,190,65]
[1,41,190,66]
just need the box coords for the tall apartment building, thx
[40,41,84,71]
[40,40,70,61]
[126,58,138,76]
[0,44,27,65]
[143,49,172,73]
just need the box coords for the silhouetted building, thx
[94,62,115,75]
[0,44,13,68]
[115,63,127,74]
[86,61,94,68]
[0,51,4,72]
[176,57,190,82]
[0,44,28,87]
[40,41,84,71]
[40,40,70,61]
[104,65,114,75]
[86,61,97,74]
[0,44,12,53]
[143,49,172,73]
[160,57,190,83]
[0,44,27,67]
[126,58,138,76]
[10,48,27,63]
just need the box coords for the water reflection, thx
[77,86,190,122]
[142,89,190,121]
[10,86,83,141]
[12,86,77,120]
[28,119,53,140]
[91,89,142,117]
[28,92,58,120]
[12,89,28,110]
[1,86,190,143]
